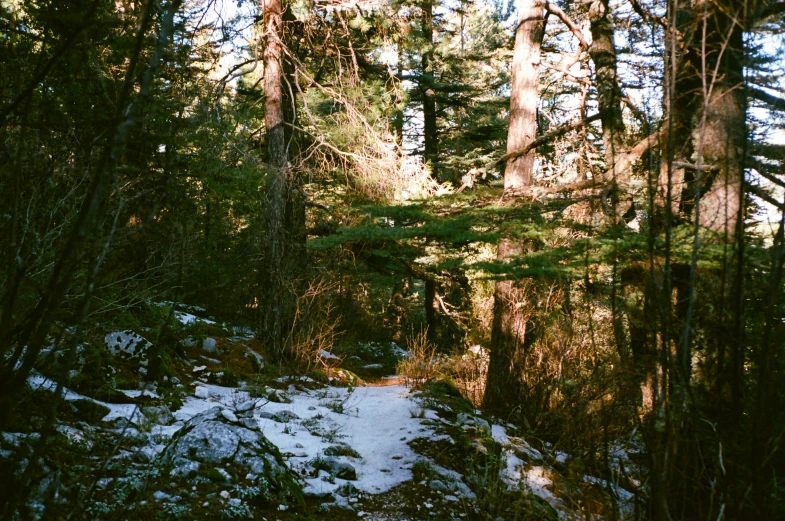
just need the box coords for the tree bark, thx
[660,0,744,235]
[502,0,544,192]
[483,0,545,413]
[588,0,626,181]
[421,0,438,178]
[260,0,306,363]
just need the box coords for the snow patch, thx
[27,373,138,423]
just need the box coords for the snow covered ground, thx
[25,372,470,502]
[174,383,444,497]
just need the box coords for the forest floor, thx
[3,306,641,520]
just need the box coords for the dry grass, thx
[396,328,442,388]
[283,277,342,373]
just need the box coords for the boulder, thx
[202,338,218,353]
[456,413,491,436]
[160,407,300,500]
[142,406,174,426]
[316,457,357,480]
[429,479,449,492]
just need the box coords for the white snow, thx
[27,373,139,423]
[105,331,151,357]
[317,349,340,360]
[174,311,216,325]
[120,389,160,399]
[162,383,437,497]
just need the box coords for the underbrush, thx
[396,329,488,406]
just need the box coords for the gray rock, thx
[429,479,449,492]
[456,413,491,436]
[451,480,476,499]
[194,386,210,399]
[317,457,357,480]
[273,410,300,423]
[142,406,174,426]
[236,400,257,413]
[171,377,181,385]
[241,418,258,430]
[202,338,217,353]
[220,409,239,423]
[153,490,171,502]
[161,408,300,499]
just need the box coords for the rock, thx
[105,331,152,359]
[194,386,210,399]
[220,409,239,423]
[240,418,258,430]
[267,389,292,404]
[142,406,174,426]
[202,338,217,353]
[236,400,256,413]
[110,417,137,430]
[451,480,476,499]
[132,450,151,464]
[303,485,332,498]
[273,410,299,423]
[154,490,171,502]
[456,413,491,436]
[161,407,300,500]
[220,490,230,499]
[182,337,198,348]
[316,457,357,480]
[429,479,449,492]
[171,377,181,385]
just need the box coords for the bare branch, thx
[628,0,666,27]
[545,2,590,49]
[498,113,602,166]
[609,127,665,181]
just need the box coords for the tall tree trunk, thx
[421,0,438,178]
[661,0,744,235]
[483,0,545,413]
[260,0,305,363]
[589,0,626,174]
[395,41,404,149]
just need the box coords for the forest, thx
[1,0,784,519]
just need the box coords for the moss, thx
[419,377,474,416]
[202,466,230,483]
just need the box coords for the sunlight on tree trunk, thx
[483,0,545,414]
